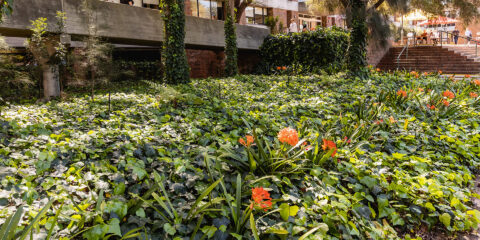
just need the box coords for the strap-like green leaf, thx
[187,177,223,220]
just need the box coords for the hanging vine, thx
[161,0,190,84]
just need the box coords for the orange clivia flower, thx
[470,92,479,98]
[427,104,436,110]
[438,70,442,75]
[389,116,397,124]
[397,90,407,98]
[322,139,337,157]
[278,127,299,147]
[418,88,424,92]
[251,187,272,211]
[239,135,254,147]
[473,79,480,86]
[443,90,455,99]
[376,68,381,72]
[282,66,287,70]
[442,99,450,107]
[466,74,472,78]
[423,72,429,76]
[276,66,281,70]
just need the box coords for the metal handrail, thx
[438,30,478,57]
[396,42,409,70]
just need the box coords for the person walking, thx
[466,28,472,46]
[453,27,460,45]
[289,19,298,33]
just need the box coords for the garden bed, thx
[1,71,480,239]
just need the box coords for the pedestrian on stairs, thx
[466,28,472,46]
[453,27,460,45]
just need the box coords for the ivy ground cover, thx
[1,72,480,239]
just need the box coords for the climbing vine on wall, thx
[224,1,238,77]
[161,0,190,84]
[347,0,368,76]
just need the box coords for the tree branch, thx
[371,0,385,10]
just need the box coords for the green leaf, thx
[106,218,122,237]
[298,223,328,240]
[360,176,377,189]
[187,177,223,220]
[279,203,299,221]
[439,213,451,227]
[201,225,217,239]
[164,223,176,236]
[250,213,260,240]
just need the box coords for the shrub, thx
[259,27,349,74]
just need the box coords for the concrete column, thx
[134,0,142,7]
[42,65,61,99]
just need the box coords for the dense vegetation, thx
[1,71,480,239]
[260,28,349,73]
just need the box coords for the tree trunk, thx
[42,65,61,100]
[347,0,368,74]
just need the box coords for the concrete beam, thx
[0,0,269,50]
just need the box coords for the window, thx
[245,6,266,24]
[246,7,254,24]
[254,7,264,24]
[191,0,223,20]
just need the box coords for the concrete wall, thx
[368,39,392,67]
[0,0,269,50]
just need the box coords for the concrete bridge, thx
[0,0,269,50]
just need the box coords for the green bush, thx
[260,27,349,73]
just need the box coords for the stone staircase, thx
[443,45,480,63]
[376,46,480,74]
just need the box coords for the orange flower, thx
[276,66,281,70]
[376,68,381,72]
[466,74,471,78]
[470,92,478,98]
[410,71,417,75]
[389,116,397,123]
[438,70,442,75]
[427,104,436,110]
[442,99,450,107]
[251,187,272,211]
[443,90,455,99]
[282,66,287,70]
[322,139,337,157]
[397,90,407,98]
[239,135,254,147]
[423,72,429,76]
[473,79,480,86]
[418,88,424,92]
[278,128,299,147]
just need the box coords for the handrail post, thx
[440,31,442,47]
